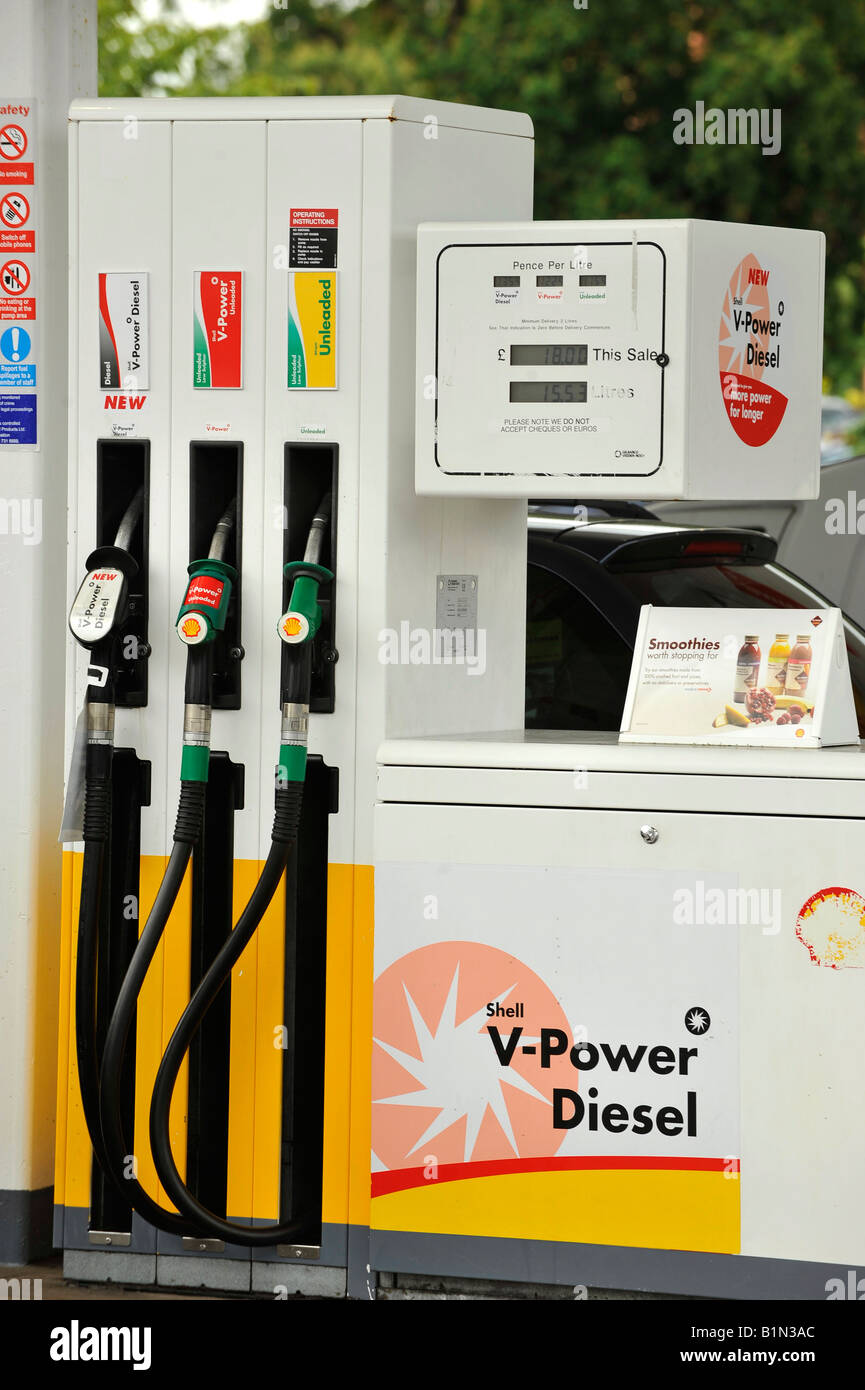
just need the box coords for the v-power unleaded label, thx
[193,271,242,389]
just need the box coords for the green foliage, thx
[99,0,865,386]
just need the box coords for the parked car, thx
[526,508,865,736]
[652,454,865,633]
[821,395,864,466]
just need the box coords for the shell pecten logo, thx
[177,612,208,645]
[278,610,309,644]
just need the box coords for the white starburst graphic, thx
[374,965,550,1163]
[686,1007,709,1034]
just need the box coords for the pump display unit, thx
[415,219,824,499]
[364,214,865,1300]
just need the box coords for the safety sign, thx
[99,273,149,389]
[0,191,28,224]
[0,98,36,447]
[0,325,34,386]
[1,259,30,294]
[193,271,242,389]
[0,391,36,444]
[289,208,338,269]
[0,124,26,159]
[0,192,32,253]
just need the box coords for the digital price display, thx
[536,275,563,287]
[579,274,607,287]
[509,381,588,403]
[494,275,520,287]
[510,344,588,366]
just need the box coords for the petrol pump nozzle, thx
[69,485,144,700]
[278,560,332,647]
[174,498,238,781]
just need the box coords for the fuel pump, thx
[57,92,535,1294]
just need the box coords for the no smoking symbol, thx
[1,260,30,294]
[0,193,29,227]
[0,125,27,160]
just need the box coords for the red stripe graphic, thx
[371,1154,738,1198]
[99,273,119,377]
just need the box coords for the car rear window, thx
[526,563,632,730]
[527,558,865,735]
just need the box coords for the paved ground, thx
[1,1256,691,1300]
[0,1257,226,1300]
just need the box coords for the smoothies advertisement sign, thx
[620,607,858,747]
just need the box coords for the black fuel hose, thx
[148,772,307,1245]
[87,496,231,1235]
[75,738,114,1182]
[73,488,143,1189]
[96,778,206,1236]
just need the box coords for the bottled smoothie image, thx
[733,634,761,703]
[785,633,813,696]
[767,633,790,695]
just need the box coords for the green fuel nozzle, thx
[278,560,333,647]
[276,539,333,784]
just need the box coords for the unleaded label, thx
[287,271,336,390]
[194,271,242,389]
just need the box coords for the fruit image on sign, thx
[719,254,788,447]
[193,271,242,389]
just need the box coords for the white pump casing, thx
[416,218,825,500]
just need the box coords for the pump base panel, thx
[370,733,865,1295]
[371,1235,854,1301]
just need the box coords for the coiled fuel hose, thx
[102,493,332,1243]
[147,492,333,1244]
